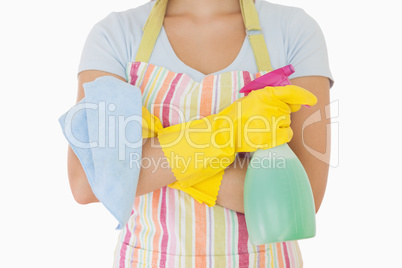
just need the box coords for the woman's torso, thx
[110,0,312,267]
[114,59,302,267]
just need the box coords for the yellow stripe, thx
[213,205,226,257]
[270,244,275,268]
[189,84,201,120]
[219,71,233,111]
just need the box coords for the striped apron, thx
[113,0,303,267]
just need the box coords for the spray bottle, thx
[241,65,316,245]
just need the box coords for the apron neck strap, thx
[135,0,273,72]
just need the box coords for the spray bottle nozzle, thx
[239,64,295,95]
[283,64,295,77]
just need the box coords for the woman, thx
[67,0,333,266]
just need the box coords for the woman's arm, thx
[67,70,191,203]
[67,70,126,204]
[68,71,330,214]
[289,76,331,213]
[68,70,254,209]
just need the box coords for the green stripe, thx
[213,206,226,260]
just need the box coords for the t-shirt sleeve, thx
[78,12,130,79]
[286,9,334,87]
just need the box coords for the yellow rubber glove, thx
[142,106,163,138]
[158,85,317,206]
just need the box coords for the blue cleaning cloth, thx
[58,76,143,230]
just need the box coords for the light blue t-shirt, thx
[79,0,333,85]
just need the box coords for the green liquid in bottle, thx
[244,143,316,245]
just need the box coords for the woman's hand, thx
[216,76,331,214]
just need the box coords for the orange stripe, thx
[259,245,266,267]
[199,75,214,118]
[153,71,176,117]
[140,64,156,94]
[151,190,161,266]
[276,243,285,268]
[194,202,207,268]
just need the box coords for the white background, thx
[1,0,401,267]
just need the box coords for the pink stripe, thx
[242,71,252,90]
[159,187,168,267]
[236,212,249,266]
[282,242,291,267]
[130,62,141,86]
[287,242,295,267]
[168,187,177,267]
[170,74,191,125]
[119,210,134,268]
[162,73,183,127]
